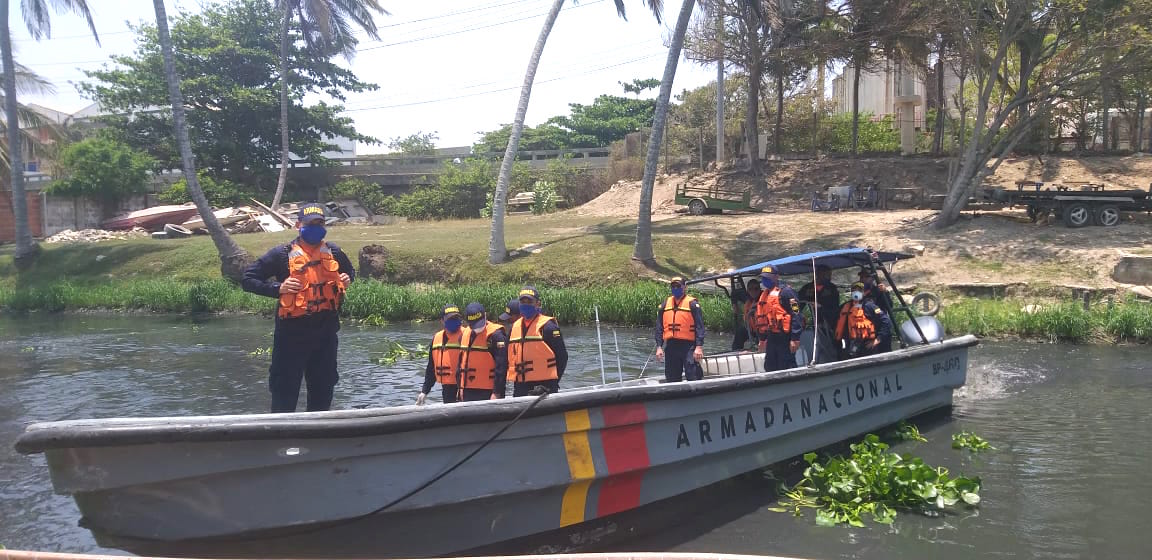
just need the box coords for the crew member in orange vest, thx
[417,304,466,405]
[655,276,706,382]
[505,286,568,397]
[459,302,509,401]
[730,279,760,351]
[754,265,804,372]
[242,202,354,413]
[835,282,892,358]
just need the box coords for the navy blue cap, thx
[464,302,486,325]
[499,299,520,321]
[297,202,326,223]
[442,304,461,318]
[517,286,540,302]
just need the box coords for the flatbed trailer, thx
[675,182,758,215]
[983,181,1152,227]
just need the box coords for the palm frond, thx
[1,61,57,96]
[21,0,99,44]
[613,0,664,23]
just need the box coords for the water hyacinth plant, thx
[951,432,994,452]
[890,420,928,442]
[373,341,429,366]
[771,434,982,527]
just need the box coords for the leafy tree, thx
[474,123,578,153]
[620,78,661,96]
[272,0,387,209]
[81,0,377,186]
[1,0,98,267]
[546,92,657,147]
[488,0,664,264]
[46,137,156,213]
[157,171,259,208]
[388,131,438,155]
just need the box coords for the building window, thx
[26,161,39,172]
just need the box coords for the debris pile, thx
[46,228,149,244]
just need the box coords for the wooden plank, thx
[249,198,297,228]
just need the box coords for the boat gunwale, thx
[14,335,977,454]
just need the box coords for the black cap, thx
[464,302,486,326]
[498,299,520,321]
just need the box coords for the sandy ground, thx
[569,155,1152,290]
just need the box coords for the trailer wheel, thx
[688,199,707,216]
[910,292,941,317]
[1094,205,1121,227]
[1062,203,1091,228]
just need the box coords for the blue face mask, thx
[444,318,462,333]
[519,303,539,320]
[670,286,685,299]
[760,277,776,290]
[299,224,326,245]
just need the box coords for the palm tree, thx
[152,0,250,282]
[0,63,64,179]
[632,0,695,264]
[489,0,663,264]
[1,0,97,268]
[270,0,386,211]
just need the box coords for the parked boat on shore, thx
[13,248,975,559]
[101,204,201,232]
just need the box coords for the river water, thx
[1,314,1150,559]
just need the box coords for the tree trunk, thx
[715,0,724,164]
[851,63,861,156]
[488,0,564,265]
[633,0,695,264]
[932,41,946,154]
[271,1,292,210]
[774,66,783,156]
[1,0,38,267]
[743,0,761,173]
[1139,93,1148,153]
[152,0,250,282]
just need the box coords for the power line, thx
[343,53,664,112]
[357,0,607,52]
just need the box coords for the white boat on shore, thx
[13,249,975,559]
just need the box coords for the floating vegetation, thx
[373,341,429,366]
[771,434,982,527]
[952,432,995,452]
[890,420,928,442]
[248,346,271,357]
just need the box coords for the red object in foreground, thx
[101,205,201,231]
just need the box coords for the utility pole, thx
[715,0,725,165]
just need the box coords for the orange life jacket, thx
[835,302,876,342]
[743,298,758,330]
[755,287,792,335]
[507,315,558,383]
[430,329,464,387]
[459,322,503,391]
[277,242,346,320]
[661,295,698,342]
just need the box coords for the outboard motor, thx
[900,316,945,345]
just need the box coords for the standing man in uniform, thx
[242,202,354,413]
[797,264,841,332]
[754,265,804,372]
[655,276,706,382]
[506,286,567,397]
[859,269,894,316]
[458,302,509,401]
[730,279,760,351]
[497,298,520,332]
[417,305,465,405]
[834,282,893,358]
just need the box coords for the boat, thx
[101,204,201,231]
[0,551,815,560]
[13,248,976,559]
[181,207,249,231]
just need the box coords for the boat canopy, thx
[686,248,912,285]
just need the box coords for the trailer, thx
[983,181,1152,228]
[675,182,757,215]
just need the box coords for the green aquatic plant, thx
[890,420,928,442]
[373,341,430,366]
[771,434,982,527]
[248,346,272,357]
[952,432,994,451]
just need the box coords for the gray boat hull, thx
[17,336,977,558]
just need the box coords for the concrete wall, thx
[39,193,157,237]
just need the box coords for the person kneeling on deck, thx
[417,305,465,405]
[242,202,354,413]
[507,286,567,397]
[655,276,706,382]
[458,302,509,401]
[754,266,804,372]
[835,283,893,358]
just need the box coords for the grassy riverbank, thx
[938,299,1152,343]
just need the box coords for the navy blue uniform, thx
[654,298,707,382]
[242,240,356,413]
[758,285,804,372]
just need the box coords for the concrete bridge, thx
[287,147,612,191]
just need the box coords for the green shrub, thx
[157,172,258,207]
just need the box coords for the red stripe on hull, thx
[597,403,650,516]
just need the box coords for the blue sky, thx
[14,0,716,154]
